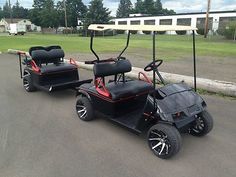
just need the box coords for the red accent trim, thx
[138,72,152,84]
[95,78,111,98]
[31,60,40,73]
[80,88,150,103]
[70,58,79,67]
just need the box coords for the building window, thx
[118,21,127,25]
[160,19,172,25]
[144,20,155,25]
[131,20,140,25]
[196,18,213,30]
[219,17,236,30]
[177,18,191,26]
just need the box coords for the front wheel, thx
[189,110,213,137]
[147,124,182,159]
[76,96,94,121]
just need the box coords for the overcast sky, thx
[0,0,236,16]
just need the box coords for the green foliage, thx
[116,0,133,18]
[0,7,3,19]
[12,0,29,18]
[40,0,59,28]
[134,0,175,15]
[30,0,59,28]
[143,0,155,14]
[197,29,205,35]
[65,0,87,27]
[222,21,236,40]
[3,1,10,18]
[134,0,145,13]
[85,0,111,26]
[176,30,187,35]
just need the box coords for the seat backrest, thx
[93,59,132,78]
[29,45,61,56]
[30,46,64,65]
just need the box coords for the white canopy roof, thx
[88,24,197,32]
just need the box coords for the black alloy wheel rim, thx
[148,130,171,156]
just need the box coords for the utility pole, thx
[204,0,211,38]
[8,0,13,23]
[64,0,68,29]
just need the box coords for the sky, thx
[0,0,236,16]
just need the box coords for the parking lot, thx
[0,54,236,177]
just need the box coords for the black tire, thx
[23,71,36,92]
[76,96,94,121]
[189,110,213,137]
[147,124,182,159]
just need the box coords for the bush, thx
[143,31,151,35]
[222,21,236,40]
[197,28,205,35]
[156,31,166,35]
[62,28,73,34]
[176,30,187,35]
[94,30,115,36]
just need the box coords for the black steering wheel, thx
[144,60,163,72]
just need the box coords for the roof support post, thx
[192,30,197,91]
[90,30,100,61]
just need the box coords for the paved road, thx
[0,54,236,177]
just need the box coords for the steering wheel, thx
[144,60,163,72]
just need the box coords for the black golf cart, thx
[75,24,213,159]
[18,45,92,92]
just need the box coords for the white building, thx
[0,18,41,32]
[111,10,236,35]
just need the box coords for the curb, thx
[8,49,236,97]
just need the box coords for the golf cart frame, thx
[76,24,213,159]
[17,46,92,92]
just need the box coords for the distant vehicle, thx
[8,23,26,35]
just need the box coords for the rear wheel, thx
[76,96,94,121]
[23,70,36,92]
[189,110,213,137]
[147,124,182,159]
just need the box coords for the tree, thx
[86,0,111,26]
[3,1,11,18]
[29,0,46,26]
[134,0,175,15]
[154,0,162,14]
[134,0,144,14]
[30,0,59,28]
[40,0,59,28]
[12,0,29,18]
[0,7,3,19]
[143,0,155,15]
[66,0,87,27]
[116,0,133,18]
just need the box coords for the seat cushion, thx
[40,63,77,74]
[106,80,153,101]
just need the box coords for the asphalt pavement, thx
[0,54,236,177]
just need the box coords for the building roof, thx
[3,18,30,23]
[113,10,236,20]
[88,24,197,31]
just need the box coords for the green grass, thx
[0,33,235,61]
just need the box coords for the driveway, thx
[0,54,236,177]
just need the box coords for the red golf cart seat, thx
[93,59,153,101]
